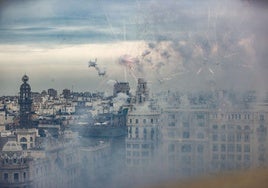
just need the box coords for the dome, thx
[22,74,29,83]
[2,141,23,152]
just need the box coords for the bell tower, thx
[18,75,33,128]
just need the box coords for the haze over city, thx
[1,1,268,188]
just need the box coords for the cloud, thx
[0,0,268,95]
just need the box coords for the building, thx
[18,75,33,129]
[132,78,149,104]
[47,89,57,99]
[160,108,210,178]
[158,90,268,179]
[62,89,71,99]
[0,140,32,188]
[113,82,130,97]
[126,78,160,176]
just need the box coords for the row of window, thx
[126,158,149,165]
[167,131,205,139]
[129,118,156,124]
[212,124,251,131]
[212,154,250,161]
[212,144,250,153]
[128,127,155,139]
[126,143,152,149]
[3,172,26,182]
[168,144,204,153]
[211,113,252,120]
[126,151,150,157]
[212,133,250,142]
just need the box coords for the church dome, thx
[2,141,23,152]
[22,74,29,83]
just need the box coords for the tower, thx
[18,75,33,128]
[135,78,149,104]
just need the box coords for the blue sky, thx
[0,0,268,96]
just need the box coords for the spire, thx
[18,74,33,129]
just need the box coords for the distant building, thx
[113,82,130,97]
[0,140,32,188]
[126,78,160,175]
[18,75,33,129]
[133,78,149,104]
[160,108,210,178]
[62,89,71,99]
[47,88,57,99]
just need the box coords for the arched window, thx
[20,137,27,142]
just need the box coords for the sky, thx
[0,0,268,96]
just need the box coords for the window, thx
[142,144,149,149]
[169,122,175,126]
[14,173,19,182]
[221,144,226,152]
[227,144,234,152]
[142,151,149,157]
[237,144,242,152]
[135,127,139,138]
[244,126,250,131]
[228,154,234,160]
[151,129,155,140]
[244,145,250,152]
[168,131,175,138]
[197,113,204,119]
[20,137,27,142]
[228,134,235,142]
[170,114,175,120]
[212,134,218,141]
[129,119,132,124]
[198,122,204,127]
[197,145,204,153]
[213,144,218,152]
[126,144,131,148]
[151,119,154,123]
[183,132,190,138]
[168,144,175,152]
[244,134,250,142]
[135,119,139,124]
[23,172,26,179]
[133,144,139,149]
[143,119,146,124]
[133,151,140,157]
[260,114,264,121]
[212,124,218,130]
[197,132,204,139]
[143,128,147,139]
[244,154,250,161]
[221,134,226,141]
[4,173,8,181]
[237,133,242,142]
[183,122,189,128]
[213,154,219,160]
[181,144,191,152]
